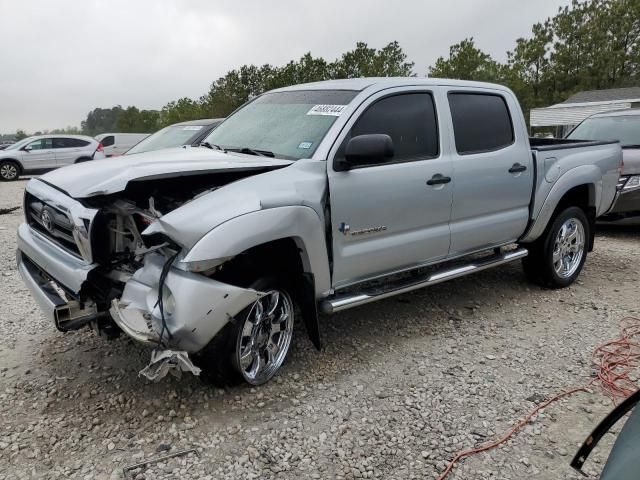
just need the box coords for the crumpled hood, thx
[40,147,293,198]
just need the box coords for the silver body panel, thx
[16,77,622,357]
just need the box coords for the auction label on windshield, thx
[307,104,347,116]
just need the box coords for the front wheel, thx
[195,277,295,386]
[522,206,589,289]
[0,160,20,181]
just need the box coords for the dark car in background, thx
[124,118,224,155]
[567,109,640,222]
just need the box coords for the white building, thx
[530,87,640,137]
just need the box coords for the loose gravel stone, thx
[0,179,638,479]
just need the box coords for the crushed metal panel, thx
[139,349,201,382]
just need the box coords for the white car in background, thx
[95,133,149,157]
[0,134,105,181]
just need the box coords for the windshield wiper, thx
[228,147,275,158]
[622,144,640,149]
[200,141,226,152]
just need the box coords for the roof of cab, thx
[271,77,510,93]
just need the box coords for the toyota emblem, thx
[40,208,55,233]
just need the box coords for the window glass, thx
[448,93,514,154]
[27,138,53,150]
[53,138,89,148]
[566,115,640,147]
[127,125,203,154]
[347,93,439,162]
[204,90,358,160]
[100,135,115,147]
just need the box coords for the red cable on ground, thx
[437,317,640,480]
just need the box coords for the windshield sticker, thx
[307,104,347,116]
[182,126,203,131]
[298,141,313,149]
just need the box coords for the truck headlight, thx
[622,175,640,191]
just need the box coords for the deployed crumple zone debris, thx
[139,349,202,382]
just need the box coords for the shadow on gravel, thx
[34,263,529,412]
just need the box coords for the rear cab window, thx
[448,92,514,154]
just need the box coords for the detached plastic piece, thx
[139,349,202,382]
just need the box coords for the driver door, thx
[22,138,55,169]
[327,88,453,288]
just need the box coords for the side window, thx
[27,139,52,150]
[70,138,89,147]
[53,138,69,148]
[344,93,439,164]
[448,92,514,154]
[101,135,115,147]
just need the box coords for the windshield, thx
[126,124,208,155]
[203,90,358,160]
[567,114,640,147]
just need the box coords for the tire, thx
[195,276,295,386]
[75,157,91,163]
[0,160,20,181]
[522,206,589,289]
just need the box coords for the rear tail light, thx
[96,143,104,152]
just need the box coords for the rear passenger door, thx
[328,88,453,288]
[446,90,532,255]
[53,138,88,166]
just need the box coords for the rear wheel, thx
[195,276,295,386]
[0,160,20,181]
[522,206,589,288]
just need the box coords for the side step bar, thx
[320,248,528,314]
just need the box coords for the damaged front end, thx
[18,171,274,381]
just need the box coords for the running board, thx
[320,248,528,314]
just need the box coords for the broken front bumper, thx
[18,222,264,354]
[109,253,264,353]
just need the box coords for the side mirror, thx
[23,145,32,152]
[336,134,394,171]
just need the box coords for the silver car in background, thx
[566,109,640,222]
[0,134,105,181]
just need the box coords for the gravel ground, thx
[1,178,639,479]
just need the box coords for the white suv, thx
[0,134,105,181]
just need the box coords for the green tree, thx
[428,38,502,82]
[331,41,414,78]
[15,129,28,140]
[81,107,123,135]
[160,97,204,126]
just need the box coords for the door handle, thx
[509,163,527,173]
[426,173,451,186]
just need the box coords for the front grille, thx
[26,192,82,258]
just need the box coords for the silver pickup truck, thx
[17,78,622,385]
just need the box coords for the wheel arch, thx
[522,168,599,245]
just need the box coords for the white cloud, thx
[0,0,569,132]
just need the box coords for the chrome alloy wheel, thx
[0,163,18,180]
[552,217,585,278]
[236,289,294,385]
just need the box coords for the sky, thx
[0,0,571,133]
